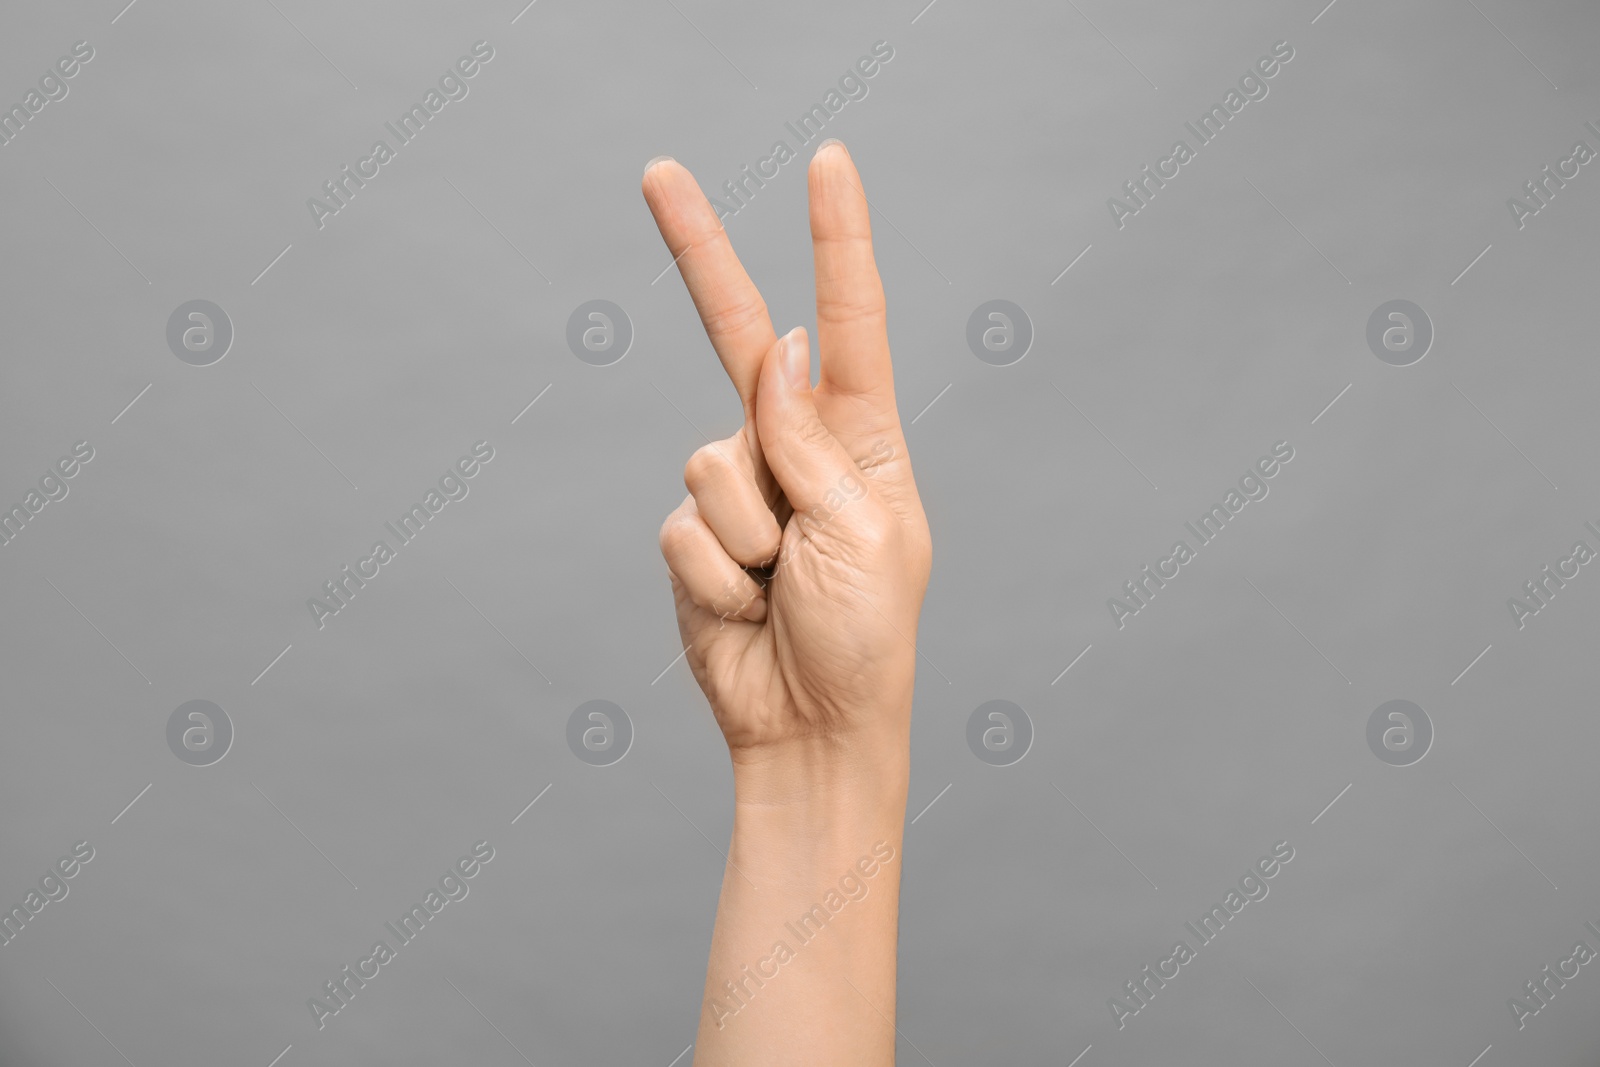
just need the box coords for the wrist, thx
[727,732,908,881]
[730,728,909,811]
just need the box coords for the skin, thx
[642,141,931,1066]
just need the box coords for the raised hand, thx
[643,142,931,774]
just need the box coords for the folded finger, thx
[658,497,767,622]
[684,438,783,568]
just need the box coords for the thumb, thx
[756,327,862,517]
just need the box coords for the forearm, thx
[693,735,910,1066]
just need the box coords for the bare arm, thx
[641,143,930,1066]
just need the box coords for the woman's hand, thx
[644,142,931,786]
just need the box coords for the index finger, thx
[642,157,776,415]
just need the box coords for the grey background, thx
[1,0,1597,1064]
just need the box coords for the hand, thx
[642,142,932,782]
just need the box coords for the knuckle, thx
[658,512,693,560]
[701,293,770,341]
[682,443,726,494]
[814,287,886,326]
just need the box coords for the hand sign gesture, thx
[643,142,931,776]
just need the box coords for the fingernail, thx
[816,138,848,157]
[644,155,674,175]
[781,329,808,390]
